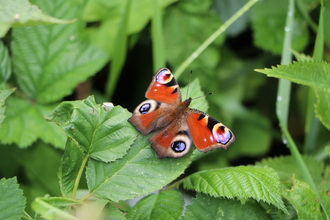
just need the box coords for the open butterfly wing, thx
[146,68,181,104]
[187,109,235,152]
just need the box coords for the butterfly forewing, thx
[146,68,182,104]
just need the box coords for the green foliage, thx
[183,193,257,220]
[184,166,288,213]
[251,0,309,54]
[0,97,66,148]
[0,0,329,219]
[127,190,184,220]
[256,61,330,130]
[31,197,82,220]
[85,127,190,202]
[0,0,74,37]
[282,177,324,220]
[0,41,11,82]
[0,177,26,220]
[0,88,14,125]
[11,0,107,104]
[256,155,326,187]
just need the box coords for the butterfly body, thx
[129,68,234,158]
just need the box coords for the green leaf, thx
[104,203,126,220]
[164,1,224,74]
[0,96,66,148]
[0,41,11,81]
[282,177,324,220]
[314,88,330,131]
[256,155,324,187]
[256,60,330,130]
[181,78,208,112]
[32,197,81,220]
[11,0,107,104]
[183,193,257,220]
[46,96,137,162]
[184,166,288,214]
[0,177,26,220]
[58,140,85,197]
[84,0,177,56]
[256,61,330,93]
[0,88,15,126]
[251,0,308,54]
[127,190,184,220]
[86,134,191,202]
[0,0,73,37]
[21,142,62,196]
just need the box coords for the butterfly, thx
[128,68,235,158]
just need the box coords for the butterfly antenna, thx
[192,92,213,100]
[186,69,193,99]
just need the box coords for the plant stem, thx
[174,0,258,79]
[161,178,186,192]
[71,153,90,200]
[152,0,166,72]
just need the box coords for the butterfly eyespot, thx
[139,103,151,114]
[171,141,186,153]
[213,124,232,144]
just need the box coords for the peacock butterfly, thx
[128,68,235,158]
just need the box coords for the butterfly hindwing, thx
[149,120,192,158]
[187,109,235,152]
[128,100,173,135]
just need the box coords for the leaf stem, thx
[161,178,186,192]
[79,193,93,202]
[174,0,258,79]
[71,153,90,200]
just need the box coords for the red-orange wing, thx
[148,122,192,158]
[187,109,235,152]
[146,68,181,104]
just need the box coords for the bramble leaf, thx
[0,177,26,220]
[256,61,330,130]
[256,155,324,188]
[282,177,324,220]
[0,88,15,126]
[127,190,184,220]
[0,41,11,81]
[0,0,73,37]
[0,96,66,148]
[11,0,107,104]
[58,140,85,197]
[46,96,136,163]
[86,134,191,202]
[184,166,288,213]
[183,193,257,220]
